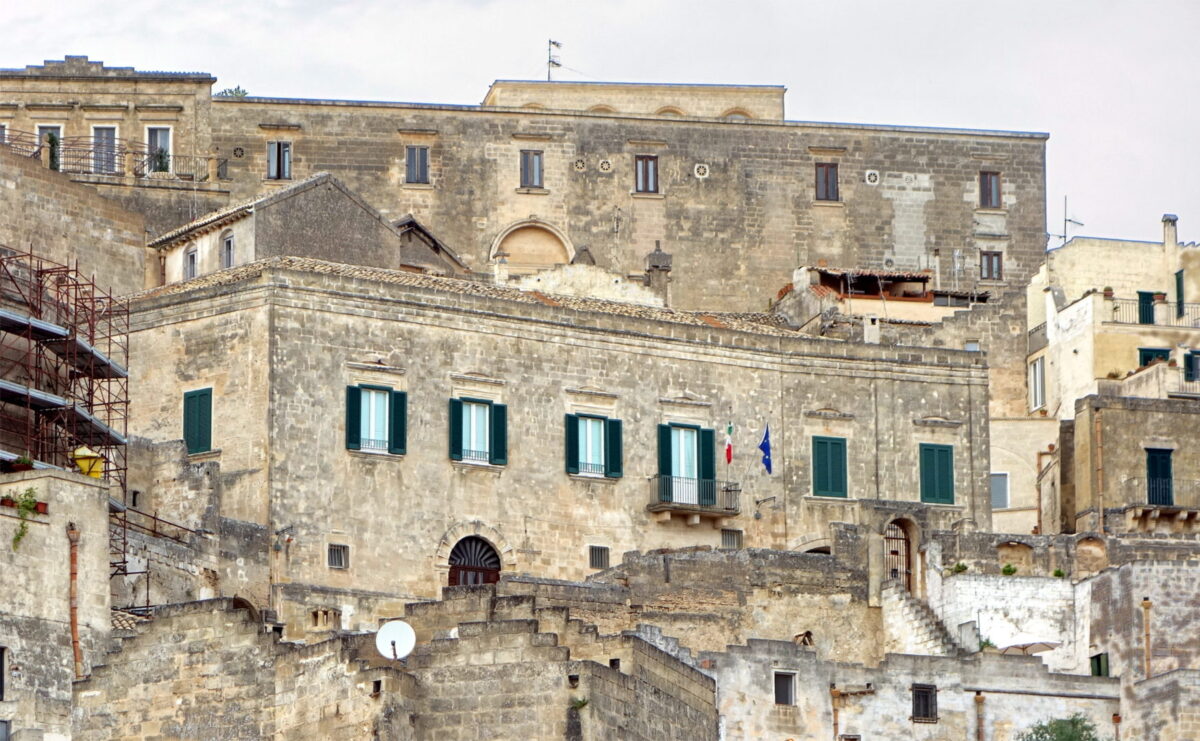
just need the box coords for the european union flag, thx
[758,425,772,474]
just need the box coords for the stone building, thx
[124,255,991,635]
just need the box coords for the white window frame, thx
[267,140,292,180]
[90,124,119,174]
[461,400,491,463]
[774,671,796,706]
[578,415,606,476]
[220,231,235,269]
[990,472,1010,510]
[183,245,198,280]
[1028,356,1046,411]
[359,387,390,453]
[145,125,172,159]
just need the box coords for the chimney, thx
[1163,214,1178,248]
[645,241,672,304]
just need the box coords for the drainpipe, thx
[1141,597,1152,679]
[830,685,840,741]
[1112,713,1122,741]
[1094,409,1105,534]
[67,522,85,679]
[1035,444,1056,535]
[974,692,985,741]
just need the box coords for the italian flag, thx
[724,422,733,464]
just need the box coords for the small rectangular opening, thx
[609,658,621,671]
[327,544,349,569]
[372,679,382,695]
[912,683,938,722]
[721,529,743,549]
[589,545,610,570]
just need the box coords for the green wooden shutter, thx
[1138,291,1155,324]
[564,414,580,474]
[489,403,508,465]
[937,445,954,504]
[604,418,623,478]
[813,438,829,495]
[1186,352,1200,383]
[699,427,716,506]
[920,444,936,503]
[1177,270,1185,318]
[388,391,407,455]
[813,437,847,497]
[345,386,362,450]
[657,424,672,501]
[831,438,847,496]
[448,398,463,460]
[184,388,212,455]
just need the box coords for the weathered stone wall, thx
[210,97,1047,313]
[704,638,1119,741]
[0,146,147,295]
[481,80,786,120]
[127,259,990,634]
[0,471,112,738]
[1123,669,1200,741]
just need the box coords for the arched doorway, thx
[884,521,912,591]
[492,223,571,275]
[448,536,501,586]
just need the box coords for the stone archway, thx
[434,520,517,585]
[448,536,501,586]
[491,221,573,275]
[883,518,920,592]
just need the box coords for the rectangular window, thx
[1137,291,1156,325]
[1185,351,1200,383]
[964,340,981,352]
[565,414,622,477]
[919,444,954,504]
[146,127,170,172]
[774,672,795,705]
[92,126,118,174]
[979,171,1001,208]
[812,436,847,497]
[0,645,5,701]
[1176,270,1186,318]
[990,472,1009,510]
[449,397,507,465]
[345,385,407,455]
[980,251,1003,280]
[406,145,429,184]
[635,155,658,193]
[589,545,610,570]
[721,529,743,549]
[221,233,235,269]
[267,141,292,180]
[183,388,213,455]
[912,684,938,722]
[1138,347,1171,367]
[327,544,349,569]
[815,163,839,201]
[1147,448,1173,506]
[520,149,543,188]
[1090,653,1110,677]
[184,247,198,280]
[38,124,63,171]
[1028,356,1045,410]
[0,124,6,143]
[0,719,9,741]
[657,423,717,506]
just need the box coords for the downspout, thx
[1094,408,1105,534]
[1112,713,1122,741]
[830,685,840,741]
[67,522,85,679]
[1141,597,1152,679]
[1035,445,1056,535]
[974,692,985,741]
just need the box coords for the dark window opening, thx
[1090,653,1110,677]
[912,683,938,722]
[635,155,658,193]
[1138,347,1171,368]
[1138,291,1157,324]
[327,544,349,569]
[721,529,743,549]
[406,146,430,184]
[267,141,291,180]
[816,163,839,201]
[448,536,501,586]
[980,251,1003,280]
[774,672,795,705]
[1146,448,1173,506]
[979,171,1001,208]
[589,545,610,570]
[609,658,621,671]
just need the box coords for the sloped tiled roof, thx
[129,256,798,337]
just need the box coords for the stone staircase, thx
[881,583,963,657]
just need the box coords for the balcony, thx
[647,475,740,523]
[1117,477,1200,533]
[1107,298,1200,327]
[2,130,228,183]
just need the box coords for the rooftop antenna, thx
[1051,195,1084,247]
[547,40,562,81]
[375,619,416,662]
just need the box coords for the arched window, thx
[588,105,617,114]
[722,109,752,121]
[655,106,684,117]
[493,223,571,275]
[220,230,234,269]
[448,536,501,586]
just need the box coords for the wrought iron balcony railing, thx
[648,475,740,515]
[1120,477,1200,509]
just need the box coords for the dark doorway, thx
[448,536,501,586]
[885,522,912,591]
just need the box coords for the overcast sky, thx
[6,0,1199,246]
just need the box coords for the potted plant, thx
[1102,286,1114,299]
[10,456,34,472]
[12,486,38,549]
[1153,291,1167,302]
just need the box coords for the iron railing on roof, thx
[1,130,228,182]
[1106,298,1200,327]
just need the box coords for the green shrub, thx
[1002,563,1018,576]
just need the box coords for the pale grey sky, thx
[6,0,1199,246]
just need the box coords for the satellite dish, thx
[375,620,416,661]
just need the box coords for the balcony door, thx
[1147,448,1173,506]
[671,426,699,504]
[92,126,117,173]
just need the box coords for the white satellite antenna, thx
[375,620,416,661]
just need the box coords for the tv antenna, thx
[375,620,416,661]
[547,39,562,81]
[1049,195,1084,247]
